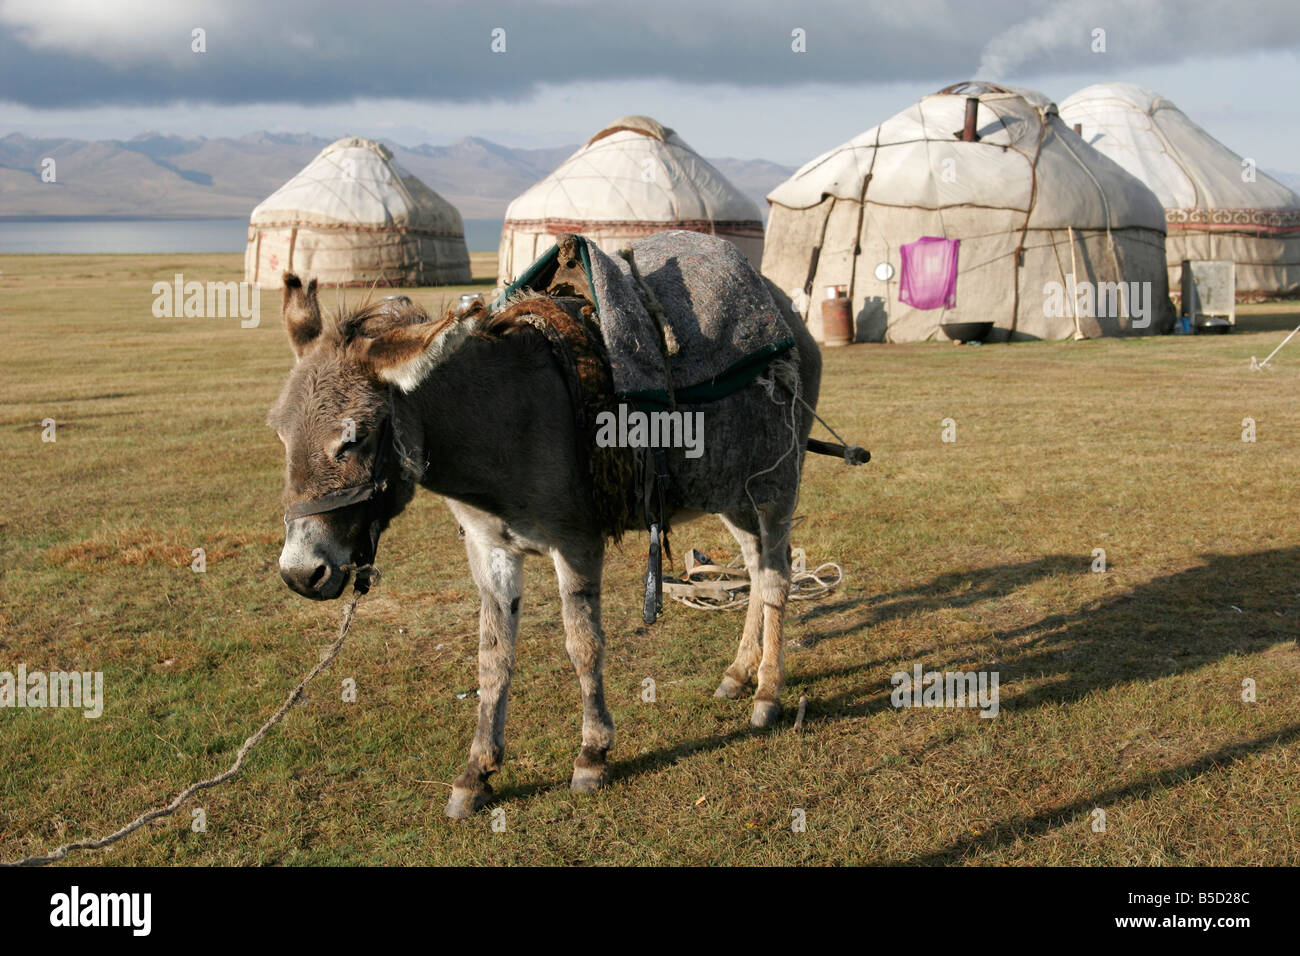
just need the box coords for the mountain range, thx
[0,131,796,220]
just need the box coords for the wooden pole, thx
[1067,226,1085,340]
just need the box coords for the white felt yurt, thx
[762,83,1175,342]
[497,116,764,286]
[1059,83,1300,298]
[244,137,471,290]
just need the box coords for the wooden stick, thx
[806,438,870,464]
[1067,226,1085,340]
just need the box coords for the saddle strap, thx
[643,521,662,625]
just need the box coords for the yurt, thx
[763,83,1175,343]
[1060,83,1300,298]
[244,136,471,290]
[497,115,764,286]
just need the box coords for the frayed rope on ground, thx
[1,573,374,867]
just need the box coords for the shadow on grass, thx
[553,547,1299,851]
[904,720,1300,865]
[1235,307,1300,335]
[792,553,1087,647]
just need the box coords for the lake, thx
[0,218,507,255]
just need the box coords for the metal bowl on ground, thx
[1195,316,1232,334]
[940,320,994,343]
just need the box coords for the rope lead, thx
[1,577,374,867]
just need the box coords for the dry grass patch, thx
[45,525,281,569]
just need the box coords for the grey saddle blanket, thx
[499,231,795,408]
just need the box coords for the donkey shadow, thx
[792,547,1295,716]
[792,552,1088,649]
[905,718,1300,864]
[499,547,1298,842]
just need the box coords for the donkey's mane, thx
[329,296,443,343]
[328,293,543,348]
[474,291,562,338]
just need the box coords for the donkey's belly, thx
[443,498,552,557]
[664,377,806,515]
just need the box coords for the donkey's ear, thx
[357,318,470,392]
[282,272,321,359]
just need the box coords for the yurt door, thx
[257,230,294,283]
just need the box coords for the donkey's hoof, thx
[445,783,493,819]
[571,747,611,793]
[750,700,783,728]
[714,675,748,699]
[570,763,610,794]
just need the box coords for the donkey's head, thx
[268,273,471,599]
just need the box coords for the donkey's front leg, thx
[446,527,524,819]
[552,541,615,793]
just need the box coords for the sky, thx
[1,0,1298,170]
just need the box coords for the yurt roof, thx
[766,84,1166,232]
[249,136,464,233]
[586,114,673,145]
[504,115,761,225]
[936,80,1056,111]
[1058,82,1300,213]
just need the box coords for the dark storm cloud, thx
[1,0,1296,108]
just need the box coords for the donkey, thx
[269,269,821,818]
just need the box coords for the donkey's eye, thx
[329,430,368,461]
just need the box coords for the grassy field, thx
[1,251,1298,866]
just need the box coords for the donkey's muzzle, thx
[280,559,347,601]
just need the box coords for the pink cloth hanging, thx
[898,236,960,310]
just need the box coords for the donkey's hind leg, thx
[715,510,765,701]
[750,504,794,728]
[552,540,616,793]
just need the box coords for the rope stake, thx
[1252,322,1300,371]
